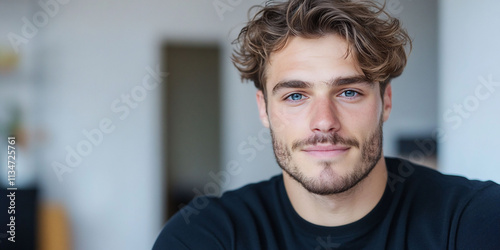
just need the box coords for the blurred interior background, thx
[0,0,499,249]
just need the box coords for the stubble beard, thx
[271,118,383,196]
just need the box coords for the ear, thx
[256,90,270,128]
[382,83,392,122]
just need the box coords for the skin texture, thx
[256,34,392,226]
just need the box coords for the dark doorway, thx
[162,44,221,220]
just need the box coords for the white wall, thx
[381,0,439,157]
[438,0,500,183]
[220,2,284,190]
[38,1,164,249]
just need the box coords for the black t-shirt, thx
[153,157,500,249]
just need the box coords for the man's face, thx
[256,34,392,195]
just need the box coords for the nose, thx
[309,97,340,133]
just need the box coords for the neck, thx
[283,157,388,227]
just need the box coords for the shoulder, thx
[385,157,494,196]
[152,175,283,249]
[385,157,500,248]
[152,195,231,249]
[455,181,500,249]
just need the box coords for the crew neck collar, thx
[278,167,394,239]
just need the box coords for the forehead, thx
[265,34,363,92]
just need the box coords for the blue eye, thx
[341,90,358,98]
[287,93,305,101]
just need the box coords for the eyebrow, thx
[271,75,370,95]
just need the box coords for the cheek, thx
[268,101,305,125]
[273,101,309,118]
[268,106,309,142]
[338,102,382,136]
[346,106,380,124]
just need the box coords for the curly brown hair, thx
[231,0,412,97]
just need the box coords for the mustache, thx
[291,133,360,151]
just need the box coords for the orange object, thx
[37,203,72,250]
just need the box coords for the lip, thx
[301,144,350,157]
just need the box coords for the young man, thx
[154,0,500,249]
